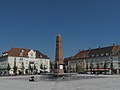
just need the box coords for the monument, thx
[54,34,64,73]
[41,34,77,80]
[40,34,98,81]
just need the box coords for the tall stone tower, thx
[54,34,64,73]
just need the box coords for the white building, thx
[64,45,120,74]
[0,48,50,75]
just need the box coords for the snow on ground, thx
[0,75,120,90]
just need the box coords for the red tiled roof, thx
[112,45,120,53]
[4,48,29,57]
[2,48,50,59]
[64,50,89,62]
[74,50,89,59]
[88,46,113,56]
[64,45,120,61]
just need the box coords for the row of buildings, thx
[1,45,120,75]
[64,45,120,74]
[0,48,51,75]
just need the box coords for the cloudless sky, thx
[0,0,120,60]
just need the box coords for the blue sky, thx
[0,0,120,60]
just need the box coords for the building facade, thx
[0,48,50,75]
[64,45,120,74]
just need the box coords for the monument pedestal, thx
[58,64,64,73]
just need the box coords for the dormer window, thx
[20,49,24,56]
[20,53,23,56]
[40,55,42,58]
[2,52,8,56]
[5,53,8,55]
[21,50,24,53]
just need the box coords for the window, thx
[40,55,42,58]
[20,50,24,56]
[91,55,94,57]
[105,53,108,56]
[96,54,99,57]
[118,57,120,61]
[101,54,104,56]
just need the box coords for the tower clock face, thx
[28,50,36,61]
[30,52,33,56]
[29,52,34,59]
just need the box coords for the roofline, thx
[64,45,120,61]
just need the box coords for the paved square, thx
[0,75,120,90]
